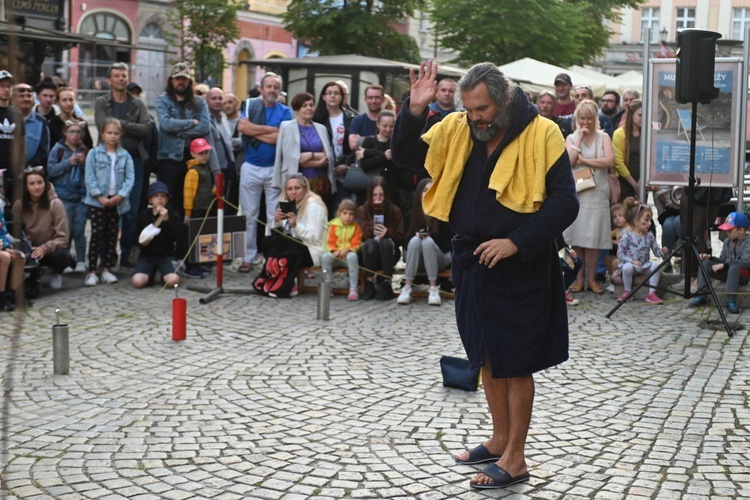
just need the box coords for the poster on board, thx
[647,58,742,187]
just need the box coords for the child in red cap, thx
[690,211,750,314]
[182,138,215,278]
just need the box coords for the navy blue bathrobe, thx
[392,90,579,378]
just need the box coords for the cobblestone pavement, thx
[1,268,749,499]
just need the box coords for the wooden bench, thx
[297,266,365,295]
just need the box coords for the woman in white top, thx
[562,100,615,294]
[271,173,328,267]
[313,82,357,198]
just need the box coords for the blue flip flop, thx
[469,463,530,489]
[454,444,502,465]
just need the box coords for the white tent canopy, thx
[614,70,644,95]
[568,65,629,94]
[497,57,608,97]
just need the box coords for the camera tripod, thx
[606,100,733,338]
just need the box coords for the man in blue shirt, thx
[348,83,384,151]
[237,73,292,271]
[428,78,457,119]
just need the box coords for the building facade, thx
[600,0,749,75]
[44,0,294,109]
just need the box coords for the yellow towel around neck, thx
[421,112,565,220]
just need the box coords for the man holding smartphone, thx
[392,61,579,489]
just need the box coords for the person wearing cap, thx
[132,181,181,289]
[0,70,26,201]
[95,62,151,268]
[690,212,750,314]
[181,137,215,278]
[126,82,142,95]
[553,73,575,117]
[156,62,211,262]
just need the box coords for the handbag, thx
[439,356,481,391]
[343,162,380,192]
[573,168,596,193]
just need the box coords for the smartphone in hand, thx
[279,201,297,214]
[374,214,385,225]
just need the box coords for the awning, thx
[0,20,158,52]
[240,54,467,78]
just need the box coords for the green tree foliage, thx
[283,0,424,63]
[430,0,645,67]
[166,0,242,83]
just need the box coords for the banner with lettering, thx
[646,58,742,187]
[6,0,63,19]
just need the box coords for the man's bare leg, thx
[455,361,509,461]
[470,373,534,486]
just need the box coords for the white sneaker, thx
[251,254,265,266]
[101,271,118,284]
[62,266,75,274]
[605,283,615,293]
[428,286,441,306]
[397,284,412,304]
[74,262,87,273]
[49,274,62,289]
[84,273,99,286]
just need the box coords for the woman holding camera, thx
[397,178,454,306]
[357,176,404,301]
[254,173,327,297]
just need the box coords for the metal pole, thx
[317,269,331,321]
[739,27,750,211]
[641,27,652,202]
[52,308,69,375]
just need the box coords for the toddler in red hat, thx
[690,211,750,314]
[182,138,215,278]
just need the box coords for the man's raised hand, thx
[408,59,439,116]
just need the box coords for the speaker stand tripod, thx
[606,100,733,338]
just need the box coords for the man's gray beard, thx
[263,96,277,106]
[469,111,510,142]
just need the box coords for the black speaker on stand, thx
[607,29,733,337]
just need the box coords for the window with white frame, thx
[675,8,696,30]
[733,8,750,40]
[640,8,660,43]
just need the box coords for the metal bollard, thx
[52,308,69,375]
[317,269,331,321]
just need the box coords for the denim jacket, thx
[83,144,135,215]
[47,140,88,202]
[156,94,210,161]
[25,111,50,166]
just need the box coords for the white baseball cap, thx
[0,70,13,82]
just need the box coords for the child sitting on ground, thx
[0,199,25,311]
[689,211,750,314]
[604,201,631,292]
[132,182,181,289]
[617,199,667,304]
[321,199,362,301]
[183,138,215,278]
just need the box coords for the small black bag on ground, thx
[440,355,481,391]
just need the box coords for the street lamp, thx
[660,27,668,43]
